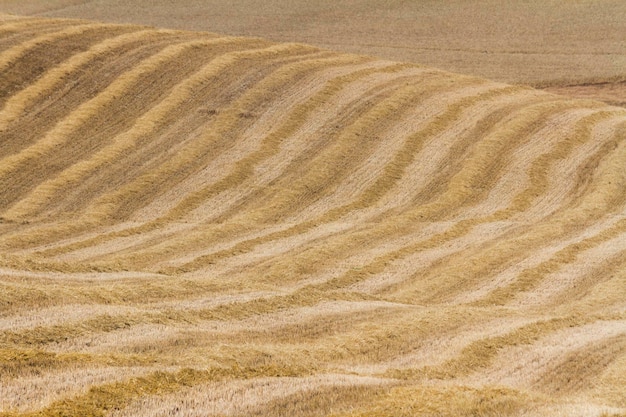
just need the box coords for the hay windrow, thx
[1,14,625,417]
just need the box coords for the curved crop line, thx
[383,109,625,303]
[52,68,428,264]
[76,42,323,224]
[558,247,626,310]
[81,51,367,223]
[238,99,588,293]
[0,23,119,73]
[384,313,626,381]
[473,127,626,306]
[170,89,558,274]
[234,84,434,221]
[149,62,406,225]
[0,366,311,417]
[534,333,626,395]
[498,111,625,217]
[27,61,414,259]
[2,36,274,220]
[90,58,392,231]
[184,71,438,224]
[0,29,172,131]
[0,37,268,207]
[100,70,459,269]
[397,101,601,223]
[91,80,508,272]
[6,52,357,255]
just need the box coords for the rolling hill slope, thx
[1,15,625,417]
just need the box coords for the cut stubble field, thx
[0,0,625,106]
[0,12,625,417]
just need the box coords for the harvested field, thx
[1,0,625,105]
[0,14,626,417]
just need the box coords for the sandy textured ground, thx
[0,12,625,417]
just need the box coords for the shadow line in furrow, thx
[175,97,579,289]
[73,44,326,222]
[41,62,414,261]
[0,347,154,381]
[329,105,619,301]
[0,366,312,417]
[384,312,626,381]
[7,312,622,416]
[477,219,626,307]
[0,286,376,351]
[0,23,138,107]
[328,385,533,417]
[548,246,626,310]
[532,334,626,396]
[108,70,454,268]
[152,78,511,274]
[0,30,196,161]
[28,61,421,263]
[0,37,277,215]
[2,36,276,221]
[0,23,109,71]
[0,53,367,260]
[0,299,475,382]
[0,21,87,52]
[27,81,534,273]
[450,116,626,306]
[1,277,622,391]
[0,28,180,131]
[159,88,548,281]
[36,53,380,254]
[152,63,416,226]
[386,110,625,304]
[325,102,608,296]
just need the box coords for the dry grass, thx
[0,14,625,417]
[0,0,624,105]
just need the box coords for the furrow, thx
[107,375,391,417]
[485,219,626,308]
[207,99,587,291]
[53,68,434,266]
[102,70,450,268]
[0,29,176,131]
[0,29,191,161]
[0,37,275,217]
[2,36,270,220]
[0,23,133,106]
[174,87,549,282]
[0,23,107,71]
[385,311,626,381]
[0,366,160,413]
[0,366,312,417]
[558,254,626,318]
[382,106,622,304]
[471,319,626,396]
[76,43,326,224]
[158,81,532,274]
[32,55,382,259]
[146,62,412,225]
